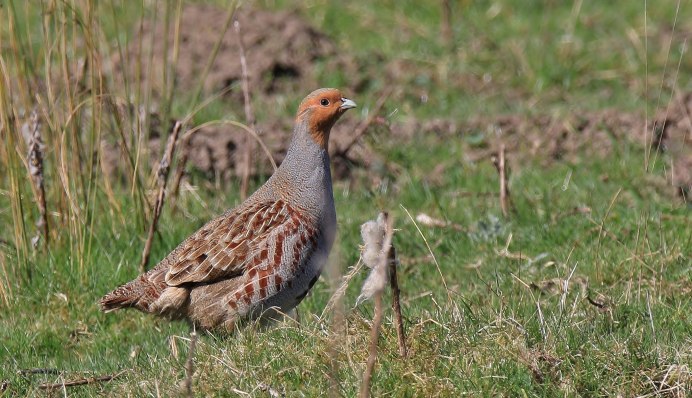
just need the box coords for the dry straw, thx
[357,212,407,397]
[233,18,258,200]
[139,120,184,272]
[21,111,49,247]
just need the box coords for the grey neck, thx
[265,117,333,208]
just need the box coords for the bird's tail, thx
[99,272,166,313]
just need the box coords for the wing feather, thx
[227,207,320,310]
[164,200,298,286]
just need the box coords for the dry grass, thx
[0,1,690,397]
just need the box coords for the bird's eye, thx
[320,98,330,106]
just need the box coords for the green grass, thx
[1,0,690,396]
[1,140,689,396]
[286,0,692,117]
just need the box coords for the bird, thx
[100,88,356,331]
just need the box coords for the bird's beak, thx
[340,98,357,110]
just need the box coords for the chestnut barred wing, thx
[164,200,317,287]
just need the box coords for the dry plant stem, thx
[234,19,257,200]
[38,370,128,390]
[140,121,184,272]
[18,368,61,375]
[326,324,343,398]
[107,101,143,191]
[182,331,198,398]
[324,252,346,398]
[441,0,453,50]
[359,292,384,398]
[169,135,191,209]
[0,252,13,306]
[403,204,463,321]
[492,143,510,217]
[24,111,49,246]
[1,60,30,275]
[594,188,622,280]
[400,205,454,301]
[160,1,183,135]
[359,214,394,398]
[387,246,407,358]
[321,259,364,318]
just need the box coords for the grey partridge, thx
[100,88,356,330]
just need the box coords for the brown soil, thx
[109,4,336,102]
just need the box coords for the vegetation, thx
[1,0,690,396]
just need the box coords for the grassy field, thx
[1,0,690,396]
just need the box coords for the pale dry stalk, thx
[234,18,257,200]
[492,143,511,217]
[140,121,184,272]
[322,259,364,317]
[0,252,11,306]
[38,370,128,390]
[22,111,49,247]
[325,253,346,398]
[169,134,191,209]
[387,245,407,358]
[441,0,454,50]
[182,331,198,398]
[359,214,394,398]
[359,293,384,398]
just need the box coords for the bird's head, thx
[296,88,357,149]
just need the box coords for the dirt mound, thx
[109,4,336,102]
[395,96,691,200]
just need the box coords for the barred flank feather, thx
[100,270,168,313]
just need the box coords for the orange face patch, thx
[296,88,351,149]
